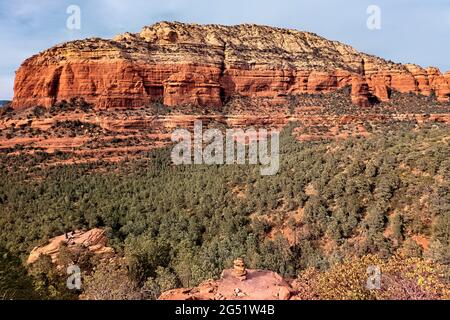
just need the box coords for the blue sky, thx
[0,0,449,99]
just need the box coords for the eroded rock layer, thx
[27,229,114,265]
[13,22,450,110]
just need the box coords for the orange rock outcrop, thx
[12,22,450,110]
[158,269,293,300]
[27,228,114,265]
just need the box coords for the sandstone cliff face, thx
[13,22,450,110]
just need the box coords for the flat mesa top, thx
[25,21,404,73]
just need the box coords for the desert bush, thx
[80,260,147,300]
[293,254,449,300]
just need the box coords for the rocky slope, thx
[2,91,449,165]
[12,22,450,110]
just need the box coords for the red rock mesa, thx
[12,22,450,110]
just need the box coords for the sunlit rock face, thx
[12,21,450,110]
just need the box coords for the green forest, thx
[1,122,449,299]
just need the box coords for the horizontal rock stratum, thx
[12,21,450,110]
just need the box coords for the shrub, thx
[80,260,147,300]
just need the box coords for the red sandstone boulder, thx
[158,269,293,300]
